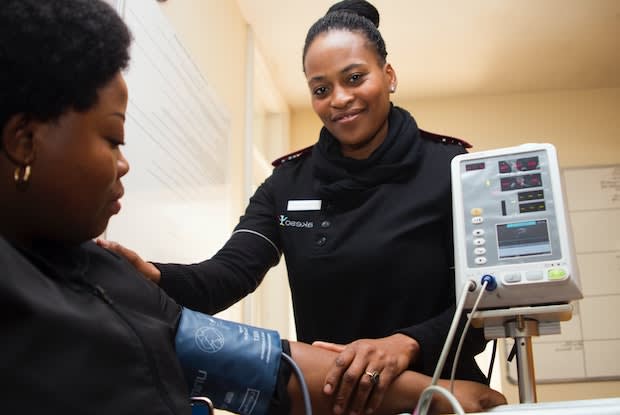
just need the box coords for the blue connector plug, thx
[480,274,497,291]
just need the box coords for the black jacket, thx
[0,238,190,415]
[158,106,487,383]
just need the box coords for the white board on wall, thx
[104,0,233,264]
[505,165,620,384]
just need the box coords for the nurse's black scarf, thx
[313,104,423,201]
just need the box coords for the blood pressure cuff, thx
[176,307,282,415]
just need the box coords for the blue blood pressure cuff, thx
[175,307,282,415]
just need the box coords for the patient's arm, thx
[288,341,506,415]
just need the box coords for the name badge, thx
[287,199,322,211]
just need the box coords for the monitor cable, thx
[449,278,490,392]
[282,352,312,415]
[414,275,496,415]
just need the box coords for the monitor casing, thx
[451,143,582,309]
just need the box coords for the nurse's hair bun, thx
[326,0,380,28]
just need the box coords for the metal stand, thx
[470,304,574,404]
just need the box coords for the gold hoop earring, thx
[14,165,31,189]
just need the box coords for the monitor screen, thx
[496,220,552,259]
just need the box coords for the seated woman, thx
[0,1,506,414]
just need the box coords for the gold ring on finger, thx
[364,370,380,386]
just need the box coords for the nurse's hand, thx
[313,333,419,415]
[96,239,161,284]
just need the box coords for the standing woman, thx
[102,1,487,414]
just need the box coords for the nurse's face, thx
[304,29,396,160]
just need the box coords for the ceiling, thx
[236,0,620,110]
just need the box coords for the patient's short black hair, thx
[0,0,132,131]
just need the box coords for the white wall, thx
[157,2,294,337]
[157,0,249,323]
[405,88,620,168]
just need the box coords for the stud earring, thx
[390,85,396,93]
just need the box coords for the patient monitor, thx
[451,143,583,404]
[452,143,582,309]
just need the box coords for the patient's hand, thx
[96,239,161,284]
[433,379,507,414]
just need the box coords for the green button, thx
[548,268,567,280]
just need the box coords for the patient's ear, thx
[2,114,36,165]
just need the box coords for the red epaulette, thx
[420,129,472,149]
[271,145,314,167]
